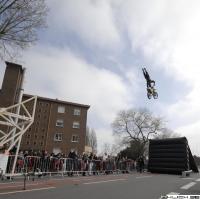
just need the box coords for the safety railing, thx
[1,155,136,179]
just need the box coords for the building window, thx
[71,135,79,142]
[35,134,38,139]
[58,106,65,113]
[33,142,36,145]
[54,133,62,141]
[73,121,80,129]
[26,141,29,145]
[74,108,81,116]
[40,142,43,146]
[56,119,64,127]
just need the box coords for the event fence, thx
[1,155,136,179]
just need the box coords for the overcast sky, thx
[1,0,200,155]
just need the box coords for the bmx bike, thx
[147,87,158,99]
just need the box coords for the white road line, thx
[180,182,196,190]
[74,176,128,182]
[72,177,98,181]
[0,181,54,189]
[0,181,23,185]
[196,178,200,182]
[167,192,180,195]
[0,187,56,195]
[53,177,94,181]
[0,182,50,189]
[84,178,127,185]
[136,175,153,179]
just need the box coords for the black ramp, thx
[148,137,199,174]
[188,146,198,173]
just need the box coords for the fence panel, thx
[2,155,137,179]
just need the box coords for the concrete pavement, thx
[0,172,200,199]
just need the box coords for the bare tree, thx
[102,143,111,155]
[112,108,164,156]
[86,127,97,154]
[90,128,97,154]
[101,142,122,156]
[0,0,47,59]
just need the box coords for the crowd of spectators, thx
[2,146,146,176]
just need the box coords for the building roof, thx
[5,61,24,72]
[23,93,90,109]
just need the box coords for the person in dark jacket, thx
[68,150,77,176]
[142,68,155,88]
[137,156,144,173]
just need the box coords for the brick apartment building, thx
[0,62,90,155]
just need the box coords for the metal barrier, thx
[2,155,136,179]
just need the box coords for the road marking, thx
[196,178,200,182]
[74,176,128,182]
[180,182,196,190]
[167,192,180,195]
[0,184,37,189]
[136,175,153,179]
[0,182,52,189]
[0,181,23,185]
[54,177,94,181]
[181,177,195,180]
[0,187,56,195]
[83,178,127,185]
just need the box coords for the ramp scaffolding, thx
[0,96,37,175]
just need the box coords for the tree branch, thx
[0,0,17,15]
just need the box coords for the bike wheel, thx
[153,92,158,99]
[147,92,151,99]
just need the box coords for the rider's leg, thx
[147,80,151,88]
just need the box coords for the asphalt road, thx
[0,172,200,199]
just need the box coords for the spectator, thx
[88,152,94,175]
[137,156,144,173]
[82,152,88,176]
[103,153,108,161]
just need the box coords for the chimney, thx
[0,62,25,107]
